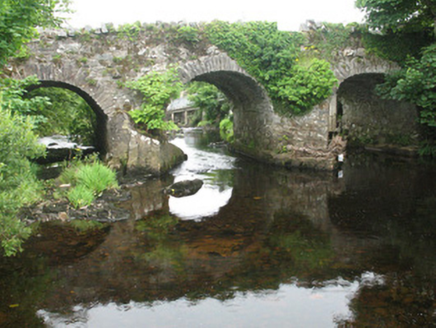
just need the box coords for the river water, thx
[1,129,436,327]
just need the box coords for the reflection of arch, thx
[179,54,274,152]
[27,81,108,155]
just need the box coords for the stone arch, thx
[13,61,118,116]
[334,72,418,145]
[27,80,108,155]
[179,54,275,155]
[12,59,186,175]
[333,55,399,85]
[327,54,418,142]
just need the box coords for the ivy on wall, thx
[124,66,181,134]
[203,21,338,115]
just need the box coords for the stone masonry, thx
[7,24,418,173]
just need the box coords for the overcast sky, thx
[64,0,365,31]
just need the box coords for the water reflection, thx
[0,131,436,327]
[169,131,235,220]
[169,185,233,220]
[37,279,361,328]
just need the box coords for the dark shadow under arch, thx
[336,73,418,146]
[186,70,274,154]
[27,80,108,156]
[192,70,271,110]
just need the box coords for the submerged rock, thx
[164,179,203,198]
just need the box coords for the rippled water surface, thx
[1,129,436,327]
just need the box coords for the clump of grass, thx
[67,185,95,209]
[59,157,118,208]
[75,163,118,196]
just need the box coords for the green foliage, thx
[187,82,231,123]
[28,87,97,144]
[204,21,337,115]
[358,0,436,154]
[419,141,436,157]
[219,118,234,143]
[129,106,178,131]
[125,67,181,133]
[385,133,413,146]
[67,185,94,209]
[75,162,118,196]
[0,100,45,256]
[117,21,142,41]
[0,76,51,127]
[362,29,433,64]
[276,59,338,114]
[52,53,62,64]
[377,44,436,128]
[0,0,69,68]
[176,25,200,44]
[0,99,46,187]
[356,0,436,37]
[0,0,69,256]
[59,156,118,208]
[197,120,214,127]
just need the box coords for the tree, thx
[377,44,436,155]
[0,0,69,67]
[357,0,436,155]
[125,67,181,134]
[0,102,45,256]
[0,0,69,255]
[187,82,231,124]
[28,87,97,145]
[356,0,436,37]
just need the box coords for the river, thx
[1,128,435,327]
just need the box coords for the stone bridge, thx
[8,26,418,173]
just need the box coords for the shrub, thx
[219,118,234,143]
[176,25,200,44]
[204,21,337,115]
[0,101,45,256]
[125,67,181,134]
[187,82,231,124]
[276,59,338,115]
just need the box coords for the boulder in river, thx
[36,135,95,164]
[164,179,203,197]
